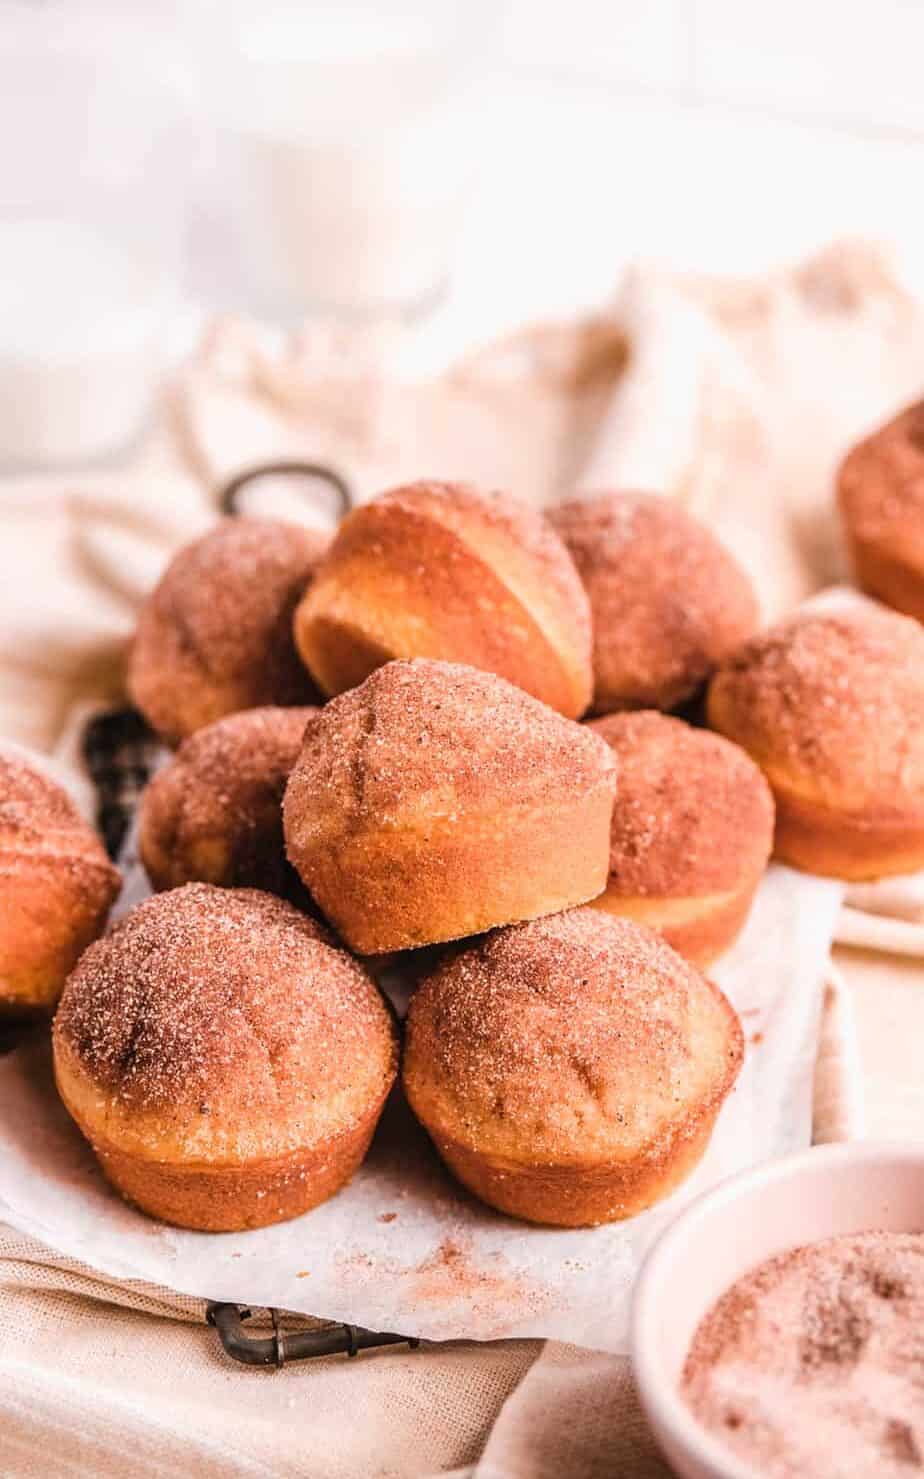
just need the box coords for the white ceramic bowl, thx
[631,1142,924,1479]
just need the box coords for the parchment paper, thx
[0,860,842,1352]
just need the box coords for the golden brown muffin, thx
[128,518,327,745]
[53,885,398,1231]
[283,659,617,954]
[404,909,743,1227]
[292,480,593,719]
[0,753,120,1015]
[586,712,774,967]
[139,705,317,896]
[838,399,924,622]
[707,603,924,880]
[549,492,759,713]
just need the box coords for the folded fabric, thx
[0,1223,537,1479]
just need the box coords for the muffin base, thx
[293,496,591,718]
[588,877,760,969]
[844,534,924,626]
[0,975,55,1016]
[57,1091,388,1232]
[0,987,52,1020]
[297,611,397,700]
[773,786,924,881]
[591,875,762,970]
[427,1113,723,1228]
[306,784,616,955]
[1,942,103,1016]
[1,876,118,1015]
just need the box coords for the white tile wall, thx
[501,0,691,91]
[693,0,924,132]
[187,5,924,315]
[447,81,924,330]
[501,0,924,138]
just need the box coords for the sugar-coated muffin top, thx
[551,492,758,712]
[128,517,327,741]
[708,603,924,806]
[54,884,397,1161]
[404,908,743,1164]
[284,658,616,851]
[589,711,774,897]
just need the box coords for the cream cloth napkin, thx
[1,240,922,1478]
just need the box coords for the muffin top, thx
[139,705,316,893]
[347,481,592,633]
[297,480,593,716]
[404,908,743,1164]
[284,658,616,851]
[838,399,924,561]
[708,603,924,807]
[0,751,119,901]
[550,492,758,712]
[128,517,326,741]
[54,884,397,1162]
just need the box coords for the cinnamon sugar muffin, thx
[404,909,744,1227]
[283,659,617,954]
[53,885,398,1231]
[293,480,593,718]
[838,399,924,622]
[0,753,120,1014]
[549,493,758,713]
[139,706,316,896]
[708,602,924,879]
[587,712,774,966]
[128,518,327,745]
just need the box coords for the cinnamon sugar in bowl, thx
[631,1143,924,1479]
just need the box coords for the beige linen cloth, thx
[1,240,923,1478]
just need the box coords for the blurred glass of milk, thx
[0,5,189,470]
[216,0,497,319]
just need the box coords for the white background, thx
[185,0,924,330]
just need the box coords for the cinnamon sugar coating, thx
[838,399,924,621]
[707,602,924,878]
[139,706,317,895]
[708,604,924,810]
[128,518,327,745]
[293,480,593,718]
[588,712,774,899]
[53,884,397,1163]
[404,909,743,1190]
[288,659,613,832]
[283,660,617,953]
[550,492,758,713]
[0,753,120,1012]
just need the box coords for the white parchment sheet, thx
[0,864,842,1352]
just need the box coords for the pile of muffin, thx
[3,398,924,1237]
